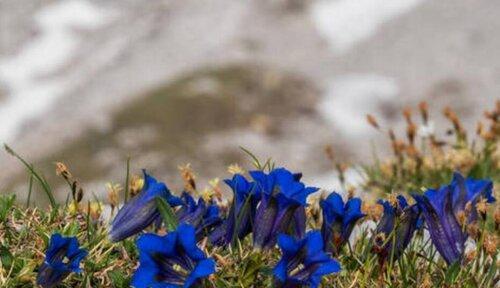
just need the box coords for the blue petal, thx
[277,234,300,255]
[413,190,465,265]
[183,258,215,288]
[131,261,159,288]
[252,197,278,249]
[305,231,324,258]
[177,224,206,261]
[321,192,345,223]
[343,197,365,229]
[273,259,288,282]
[309,259,341,288]
[110,171,181,242]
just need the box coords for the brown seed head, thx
[130,175,145,197]
[362,202,384,221]
[483,233,498,255]
[403,107,413,124]
[419,101,429,123]
[325,145,335,162]
[347,185,355,200]
[227,163,245,175]
[366,114,380,129]
[55,162,71,179]
[456,211,467,226]
[179,163,196,193]
[407,122,417,144]
[467,222,480,240]
[476,198,488,217]
[494,207,500,226]
[106,182,122,208]
[476,121,484,136]
[419,274,432,288]
[443,106,464,135]
[465,249,477,263]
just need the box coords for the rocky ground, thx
[0,0,498,204]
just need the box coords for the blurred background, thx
[0,0,498,204]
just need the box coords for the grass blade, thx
[155,197,178,231]
[4,144,57,208]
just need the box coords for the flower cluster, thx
[34,168,496,287]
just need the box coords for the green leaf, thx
[155,197,178,231]
[239,146,262,169]
[444,261,461,284]
[108,270,129,288]
[0,244,13,270]
[0,194,15,222]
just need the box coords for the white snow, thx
[310,0,425,53]
[0,0,113,142]
[318,74,399,138]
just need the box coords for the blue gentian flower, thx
[321,192,365,255]
[110,170,182,242]
[251,168,319,250]
[131,224,216,288]
[177,192,223,241]
[273,231,341,288]
[209,174,260,246]
[37,233,88,288]
[372,195,420,263]
[413,172,495,265]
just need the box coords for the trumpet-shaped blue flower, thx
[37,233,88,288]
[177,192,222,241]
[413,172,495,265]
[372,195,420,263]
[251,168,319,250]
[132,224,216,288]
[110,170,182,242]
[209,174,260,246]
[321,192,365,255]
[273,231,341,288]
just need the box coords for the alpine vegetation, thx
[0,102,498,287]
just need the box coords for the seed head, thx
[179,164,196,193]
[227,163,245,175]
[366,114,380,129]
[483,233,498,255]
[55,162,72,179]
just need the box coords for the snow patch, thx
[0,0,113,142]
[318,74,399,138]
[310,0,425,53]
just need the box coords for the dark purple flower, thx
[251,168,318,250]
[132,224,215,288]
[110,170,182,242]
[273,231,341,288]
[372,195,420,263]
[413,172,495,265]
[321,192,365,255]
[177,192,222,241]
[209,173,260,246]
[37,234,87,288]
